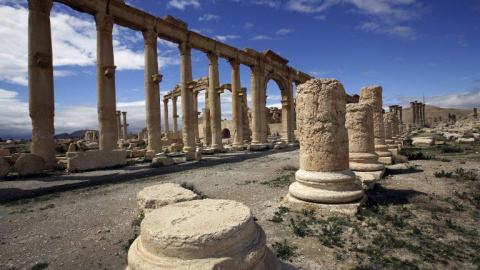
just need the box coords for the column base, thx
[282,193,367,217]
[185,152,196,161]
[378,156,393,164]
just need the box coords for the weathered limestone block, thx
[67,150,127,171]
[136,183,200,215]
[127,199,281,270]
[130,150,146,158]
[412,137,435,147]
[0,157,10,178]
[458,138,475,143]
[0,149,10,157]
[284,79,365,216]
[67,143,76,152]
[345,103,385,183]
[14,154,46,176]
[359,86,392,164]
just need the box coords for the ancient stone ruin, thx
[284,79,365,216]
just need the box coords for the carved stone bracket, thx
[28,0,53,13]
[94,13,114,32]
[103,66,117,77]
[152,74,163,83]
[216,87,224,94]
[34,52,51,68]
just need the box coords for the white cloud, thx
[286,0,421,40]
[251,35,272,40]
[215,35,241,42]
[0,89,30,139]
[276,28,293,35]
[251,0,281,8]
[244,22,255,29]
[0,4,179,86]
[395,88,480,110]
[314,15,327,20]
[166,0,200,10]
[199,14,220,21]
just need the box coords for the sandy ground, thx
[1,144,479,270]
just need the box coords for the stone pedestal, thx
[359,86,392,164]
[284,79,365,217]
[28,0,56,169]
[126,199,281,270]
[346,103,385,184]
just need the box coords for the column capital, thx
[142,29,158,45]
[178,43,191,56]
[152,74,163,83]
[172,96,178,102]
[207,51,219,65]
[193,91,199,97]
[163,98,169,104]
[28,0,53,13]
[94,13,114,32]
[229,58,240,70]
[103,66,116,77]
[122,111,127,115]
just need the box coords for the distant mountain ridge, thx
[54,130,98,139]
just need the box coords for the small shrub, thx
[31,263,49,270]
[434,170,453,178]
[290,217,309,237]
[272,239,297,261]
[441,146,463,153]
[270,207,289,223]
[455,168,478,181]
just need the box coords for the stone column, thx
[143,29,162,156]
[410,102,416,125]
[172,96,178,133]
[95,13,117,150]
[193,91,200,143]
[240,88,250,141]
[360,86,392,164]
[163,99,169,133]
[28,0,56,169]
[281,98,291,142]
[207,52,223,150]
[422,104,426,125]
[346,103,384,182]
[122,111,128,141]
[230,59,243,147]
[285,79,364,215]
[384,113,397,150]
[260,89,267,143]
[178,43,196,156]
[116,111,121,141]
[250,65,261,145]
[399,106,403,123]
[474,108,478,119]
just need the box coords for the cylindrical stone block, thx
[346,103,384,174]
[359,86,392,163]
[288,79,364,204]
[127,199,281,270]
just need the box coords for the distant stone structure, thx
[410,101,426,126]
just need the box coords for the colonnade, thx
[410,101,425,125]
[388,105,403,124]
[27,0,310,165]
[115,111,128,141]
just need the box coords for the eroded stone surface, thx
[127,199,281,270]
[67,150,127,171]
[286,78,364,209]
[14,153,45,176]
[0,157,10,178]
[136,183,200,214]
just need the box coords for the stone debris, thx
[0,157,10,178]
[136,183,201,215]
[14,153,45,176]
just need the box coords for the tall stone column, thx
[285,79,364,215]
[240,88,250,141]
[250,66,261,144]
[207,52,223,150]
[260,89,267,143]
[230,59,243,147]
[116,111,122,141]
[422,104,426,125]
[172,96,178,133]
[163,99,169,133]
[287,79,295,142]
[384,113,397,150]
[399,106,403,123]
[28,0,56,169]
[143,29,162,156]
[193,91,200,143]
[122,111,128,141]
[360,86,392,164]
[410,102,416,125]
[281,98,291,142]
[95,13,117,150]
[346,103,384,182]
[178,43,196,155]
[474,108,478,119]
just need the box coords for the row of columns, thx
[115,111,128,141]
[388,105,403,124]
[410,101,425,125]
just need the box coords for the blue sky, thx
[0,0,479,139]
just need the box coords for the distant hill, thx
[401,105,474,124]
[54,130,98,139]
